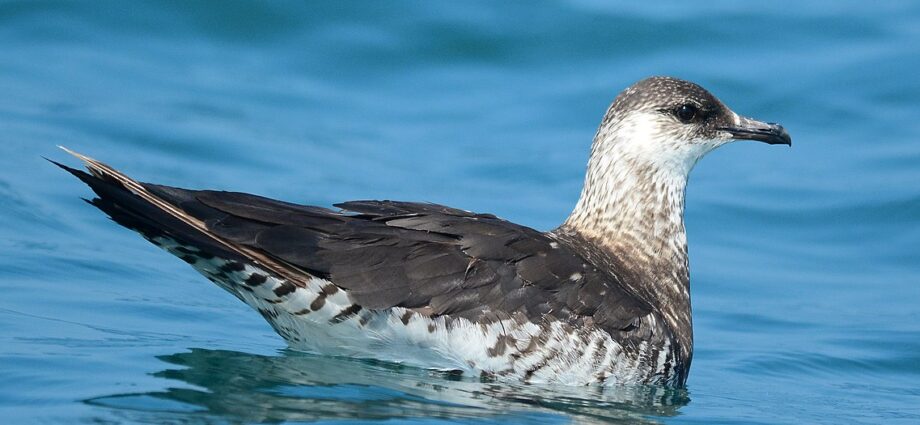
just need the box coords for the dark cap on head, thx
[610,77,724,116]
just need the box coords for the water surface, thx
[1,1,919,423]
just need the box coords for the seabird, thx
[53,76,790,387]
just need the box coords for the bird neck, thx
[561,137,695,361]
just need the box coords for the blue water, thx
[2,1,918,423]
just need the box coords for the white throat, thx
[563,112,711,241]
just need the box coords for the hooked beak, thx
[719,117,791,146]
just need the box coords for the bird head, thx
[592,76,791,177]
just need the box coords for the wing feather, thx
[56,150,653,334]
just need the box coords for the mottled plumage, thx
[54,76,789,387]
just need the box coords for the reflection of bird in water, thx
[56,76,790,386]
[85,348,689,423]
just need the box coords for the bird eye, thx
[675,104,699,123]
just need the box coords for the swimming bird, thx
[53,76,790,387]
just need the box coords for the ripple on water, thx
[83,348,688,424]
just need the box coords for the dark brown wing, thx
[55,152,652,335]
[148,188,652,332]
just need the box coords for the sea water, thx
[1,1,918,423]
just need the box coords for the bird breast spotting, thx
[55,76,790,387]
